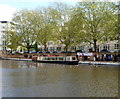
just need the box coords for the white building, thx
[38,41,65,52]
[0,21,9,52]
[38,40,119,53]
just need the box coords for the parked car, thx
[76,50,85,53]
[114,50,120,53]
[24,51,29,53]
[52,51,58,53]
[100,49,111,53]
[60,51,67,53]
[30,51,36,53]
[14,51,21,54]
[60,51,75,53]
[37,51,45,53]
[46,51,50,53]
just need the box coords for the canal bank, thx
[1,57,120,66]
[1,57,32,61]
[79,61,120,66]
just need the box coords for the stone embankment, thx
[3,58,32,61]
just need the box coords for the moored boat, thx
[32,55,78,65]
[0,57,4,60]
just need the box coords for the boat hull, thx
[32,60,78,65]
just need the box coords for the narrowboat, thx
[32,55,78,65]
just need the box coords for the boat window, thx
[45,57,47,60]
[72,57,76,60]
[52,57,55,60]
[56,57,60,61]
[59,57,63,61]
[66,57,70,61]
[48,57,50,60]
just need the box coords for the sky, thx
[0,0,118,21]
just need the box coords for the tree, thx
[73,2,118,52]
[57,20,81,52]
[12,9,37,53]
[35,7,59,51]
[52,2,77,51]
[6,22,20,52]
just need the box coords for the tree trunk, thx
[26,43,32,53]
[93,39,97,52]
[11,49,13,53]
[34,42,38,52]
[65,45,68,52]
[44,45,47,52]
[27,47,30,53]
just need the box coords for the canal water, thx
[0,60,119,97]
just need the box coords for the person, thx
[82,54,84,61]
[94,55,96,61]
[111,55,113,61]
[103,54,106,61]
[114,55,117,61]
[108,55,113,61]
[96,55,99,61]
[76,54,79,61]
[29,54,32,58]
[118,54,120,62]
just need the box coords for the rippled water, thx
[0,60,119,97]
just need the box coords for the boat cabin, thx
[36,56,77,62]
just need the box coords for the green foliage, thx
[12,9,38,52]
[6,23,20,52]
[34,7,59,51]
[72,2,118,52]
[7,2,118,52]
[52,3,77,51]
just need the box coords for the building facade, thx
[0,21,9,52]
[38,40,119,53]
[38,41,65,52]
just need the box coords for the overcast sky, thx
[0,0,118,21]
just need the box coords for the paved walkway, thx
[79,61,120,66]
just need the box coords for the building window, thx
[79,46,84,50]
[71,46,76,51]
[2,41,6,45]
[57,47,61,51]
[1,21,7,23]
[2,31,6,33]
[39,48,42,51]
[103,44,109,50]
[87,46,90,49]
[3,47,6,50]
[2,35,6,39]
[48,41,53,45]
[114,44,119,49]
[2,26,5,29]
[2,41,4,45]
[49,47,54,52]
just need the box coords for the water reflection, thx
[1,60,118,97]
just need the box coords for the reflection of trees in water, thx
[2,60,19,69]
[3,61,70,87]
[19,61,36,68]
[2,60,118,97]
[0,60,2,68]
